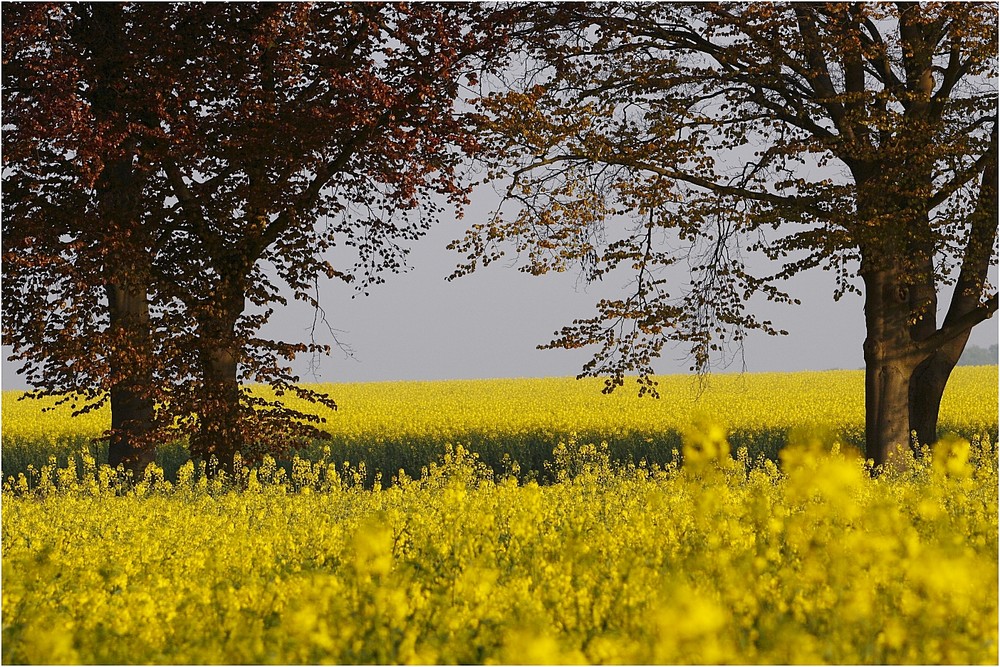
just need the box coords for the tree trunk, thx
[908,336,968,451]
[192,342,242,474]
[190,289,245,475]
[863,344,915,469]
[862,267,920,470]
[97,151,157,478]
[105,278,157,477]
[907,129,996,454]
[81,5,159,478]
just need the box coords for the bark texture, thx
[104,278,157,476]
[862,266,921,469]
[88,5,158,477]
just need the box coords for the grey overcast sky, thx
[273,189,998,385]
[2,186,997,391]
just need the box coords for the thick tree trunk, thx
[908,337,967,451]
[97,150,157,478]
[862,267,920,470]
[81,5,160,478]
[192,341,242,474]
[105,278,157,477]
[863,345,915,469]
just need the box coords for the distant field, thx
[2,366,997,483]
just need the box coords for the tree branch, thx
[252,116,387,258]
[916,293,998,356]
[793,6,849,136]
[162,159,226,264]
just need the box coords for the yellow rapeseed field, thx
[2,436,997,663]
[1,367,997,663]
[2,366,997,479]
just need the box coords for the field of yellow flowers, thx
[1,367,998,664]
[3,435,997,664]
[3,366,997,481]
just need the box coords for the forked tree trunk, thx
[864,271,990,469]
[865,276,991,469]
[905,137,997,456]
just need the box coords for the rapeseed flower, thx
[1,368,997,664]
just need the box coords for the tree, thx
[3,2,176,475]
[957,344,999,366]
[452,2,998,469]
[149,2,504,470]
[3,2,508,474]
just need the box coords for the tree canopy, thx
[453,2,998,467]
[4,1,995,472]
[3,2,508,472]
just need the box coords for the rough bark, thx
[908,129,998,453]
[85,4,158,477]
[105,279,157,476]
[904,219,948,451]
[908,339,966,450]
[191,341,242,474]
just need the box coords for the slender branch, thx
[861,17,906,93]
[253,117,386,257]
[515,150,824,209]
[927,136,997,211]
[162,159,225,264]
